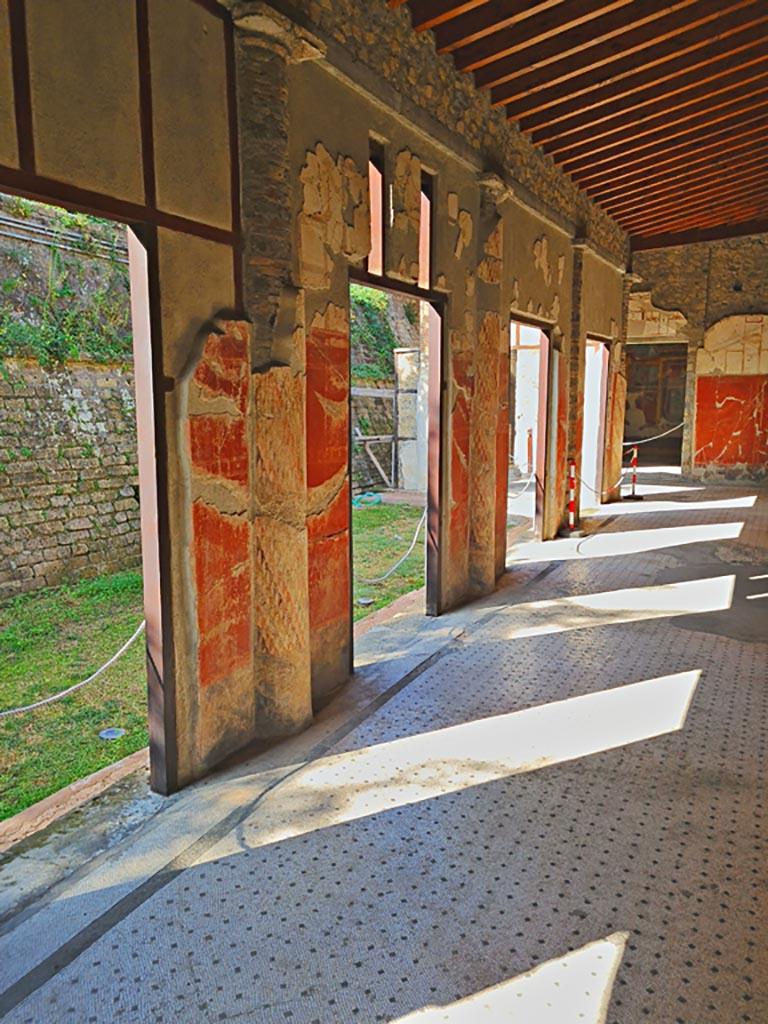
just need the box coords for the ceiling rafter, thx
[548,81,768,165]
[493,1,766,109]
[528,51,768,147]
[395,0,768,243]
[559,102,768,175]
[588,142,768,203]
[475,0,739,90]
[599,157,768,215]
[577,116,768,190]
[509,21,768,124]
[610,179,768,230]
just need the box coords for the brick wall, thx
[0,359,140,601]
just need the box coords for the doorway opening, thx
[508,320,550,548]
[580,339,611,514]
[0,193,160,822]
[624,343,686,468]
[349,282,441,644]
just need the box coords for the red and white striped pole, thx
[559,458,585,537]
[624,443,644,501]
[631,445,638,497]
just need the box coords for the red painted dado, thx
[192,328,249,414]
[189,415,249,491]
[695,375,768,465]
[307,479,350,542]
[305,325,349,490]
[307,530,350,633]
[192,500,252,689]
[449,351,472,558]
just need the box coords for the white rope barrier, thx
[0,619,146,718]
[508,471,537,499]
[622,422,684,446]
[357,507,427,585]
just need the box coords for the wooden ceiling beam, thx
[528,53,768,147]
[437,0,631,56]
[609,177,768,228]
[626,202,768,239]
[511,22,768,126]
[407,0,486,32]
[558,98,768,174]
[480,0,755,92]
[575,116,768,190]
[455,0,645,72]
[434,0,568,52]
[631,218,768,251]
[588,140,768,202]
[619,188,768,235]
[540,75,768,158]
[598,153,768,213]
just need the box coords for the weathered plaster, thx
[0,3,17,168]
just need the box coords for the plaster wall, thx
[632,235,768,479]
[0,0,245,792]
[25,0,144,202]
[149,0,233,230]
[0,3,17,167]
[0,0,633,794]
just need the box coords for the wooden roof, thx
[389,0,768,249]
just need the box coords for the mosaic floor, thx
[1,474,766,1023]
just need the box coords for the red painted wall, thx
[694,375,768,466]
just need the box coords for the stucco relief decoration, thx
[298,144,369,290]
[627,291,688,343]
[454,209,473,259]
[533,235,552,286]
[447,192,459,225]
[391,149,421,280]
[696,315,768,376]
[477,223,503,285]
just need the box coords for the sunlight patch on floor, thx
[508,520,743,564]
[584,495,756,518]
[204,670,702,861]
[390,933,628,1023]
[497,575,735,640]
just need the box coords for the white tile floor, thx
[1,476,766,1023]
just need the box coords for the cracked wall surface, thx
[693,316,768,477]
[632,236,768,479]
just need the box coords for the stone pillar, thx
[470,175,508,593]
[569,243,586,507]
[231,3,327,738]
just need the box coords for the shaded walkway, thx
[1,477,766,1023]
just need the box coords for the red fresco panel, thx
[307,530,350,633]
[189,415,248,491]
[305,324,349,491]
[305,319,351,646]
[192,329,249,414]
[192,500,251,690]
[695,375,768,465]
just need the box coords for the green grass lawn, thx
[0,572,148,821]
[0,504,424,823]
[352,502,425,621]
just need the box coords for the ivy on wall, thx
[350,284,419,380]
[0,195,132,368]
